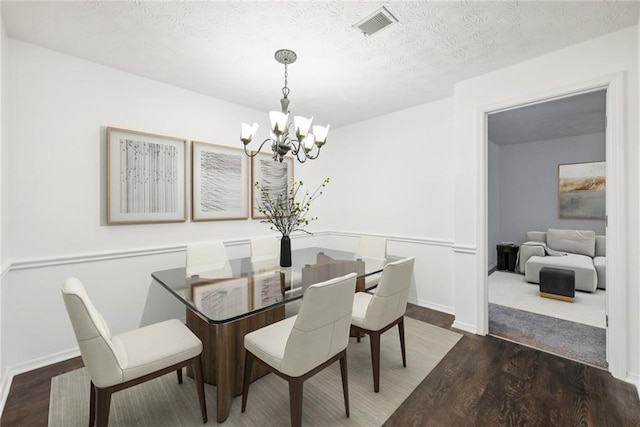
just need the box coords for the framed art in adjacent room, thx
[558,161,606,219]
[107,127,187,224]
[191,141,249,221]
[251,152,294,219]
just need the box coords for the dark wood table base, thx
[186,305,286,422]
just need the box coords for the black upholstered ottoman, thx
[539,267,575,302]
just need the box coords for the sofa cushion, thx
[595,235,606,257]
[594,256,606,290]
[526,231,547,243]
[518,243,545,274]
[547,228,596,258]
[525,254,597,292]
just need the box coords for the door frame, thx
[477,72,627,379]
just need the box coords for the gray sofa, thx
[518,229,605,293]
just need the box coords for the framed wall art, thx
[558,161,606,220]
[107,127,187,224]
[191,141,249,221]
[251,152,294,219]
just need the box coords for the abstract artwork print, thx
[558,161,606,219]
[192,142,249,221]
[119,139,179,213]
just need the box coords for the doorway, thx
[486,89,607,368]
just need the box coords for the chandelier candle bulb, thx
[303,134,316,152]
[269,111,289,135]
[294,116,313,139]
[241,122,259,144]
[312,124,330,145]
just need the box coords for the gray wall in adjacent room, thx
[488,132,605,261]
[487,140,501,268]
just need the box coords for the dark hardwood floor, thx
[2,304,639,426]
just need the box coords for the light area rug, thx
[49,317,461,427]
[488,270,606,328]
[489,303,607,369]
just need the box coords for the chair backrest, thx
[281,273,357,377]
[356,236,387,260]
[355,236,387,272]
[361,257,414,331]
[61,278,125,387]
[250,237,280,272]
[186,241,232,277]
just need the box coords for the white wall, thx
[453,27,639,382]
[637,17,640,392]
[7,40,319,261]
[304,98,456,313]
[0,6,7,412]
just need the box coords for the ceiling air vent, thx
[353,6,398,37]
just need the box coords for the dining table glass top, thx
[151,247,399,324]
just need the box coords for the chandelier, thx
[240,49,329,163]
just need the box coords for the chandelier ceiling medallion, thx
[240,49,329,163]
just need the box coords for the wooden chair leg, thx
[192,356,208,423]
[288,377,304,427]
[176,367,183,384]
[398,318,407,368]
[241,350,254,413]
[89,381,96,427]
[339,354,350,417]
[95,387,112,427]
[369,331,381,392]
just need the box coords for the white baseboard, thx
[9,347,81,378]
[451,319,476,334]
[408,296,454,315]
[0,368,11,421]
[0,346,80,414]
[625,372,640,396]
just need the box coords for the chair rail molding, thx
[451,244,477,254]
[6,231,455,272]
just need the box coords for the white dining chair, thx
[350,257,415,392]
[250,237,280,272]
[186,240,232,278]
[61,277,207,426]
[241,273,357,427]
[355,236,387,288]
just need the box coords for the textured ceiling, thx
[488,90,606,146]
[1,1,638,129]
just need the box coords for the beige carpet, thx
[488,271,606,328]
[49,317,461,426]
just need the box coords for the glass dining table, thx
[151,247,399,423]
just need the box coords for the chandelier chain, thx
[282,63,290,99]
